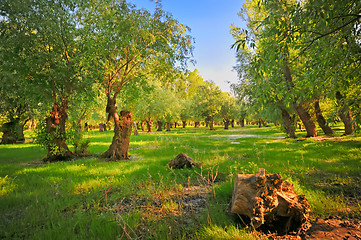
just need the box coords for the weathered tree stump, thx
[168,153,201,169]
[231,169,310,234]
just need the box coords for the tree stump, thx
[168,153,201,169]
[231,169,310,234]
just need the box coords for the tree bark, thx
[224,119,230,130]
[133,122,139,136]
[157,120,163,131]
[209,117,215,130]
[166,121,171,131]
[102,110,132,160]
[195,121,200,128]
[283,65,317,137]
[240,118,245,127]
[231,119,235,128]
[1,118,25,144]
[141,120,146,131]
[281,108,296,138]
[314,99,334,135]
[146,120,152,132]
[336,91,354,135]
[45,102,73,160]
[182,120,186,128]
[258,118,262,128]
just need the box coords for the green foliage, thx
[231,0,361,133]
[35,119,62,156]
[192,81,223,122]
[35,119,89,156]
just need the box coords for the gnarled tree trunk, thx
[182,120,186,128]
[314,98,334,135]
[240,118,245,127]
[283,65,317,137]
[166,121,171,131]
[209,117,215,130]
[141,120,146,131]
[103,96,132,160]
[336,91,354,135]
[1,118,26,144]
[157,120,163,131]
[146,120,152,132]
[45,102,73,160]
[102,110,132,160]
[133,122,139,136]
[224,119,230,130]
[281,108,296,138]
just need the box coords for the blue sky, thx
[130,0,246,92]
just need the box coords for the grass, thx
[0,124,360,239]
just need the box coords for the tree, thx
[219,92,237,130]
[0,0,93,159]
[232,0,361,137]
[82,2,193,160]
[192,81,222,130]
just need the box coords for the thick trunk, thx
[1,118,25,144]
[336,91,354,135]
[157,120,163,131]
[209,117,215,130]
[182,120,186,128]
[258,118,262,128]
[141,120,146,132]
[281,108,296,138]
[314,99,334,135]
[99,123,106,132]
[224,119,230,130]
[102,96,132,160]
[133,122,139,136]
[231,119,235,128]
[102,109,132,161]
[166,121,171,131]
[283,65,317,137]
[294,104,317,137]
[45,102,73,160]
[262,120,267,127]
[240,118,245,127]
[146,120,152,132]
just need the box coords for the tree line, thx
[0,0,245,161]
[230,0,360,138]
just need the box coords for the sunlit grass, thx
[0,125,360,239]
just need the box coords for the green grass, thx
[1,125,360,239]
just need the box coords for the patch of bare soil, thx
[266,217,361,240]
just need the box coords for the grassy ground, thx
[0,125,360,239]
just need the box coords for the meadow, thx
[1,125,360,239]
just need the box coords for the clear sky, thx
[130,0,246,92]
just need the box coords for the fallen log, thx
[231,169,310,234]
